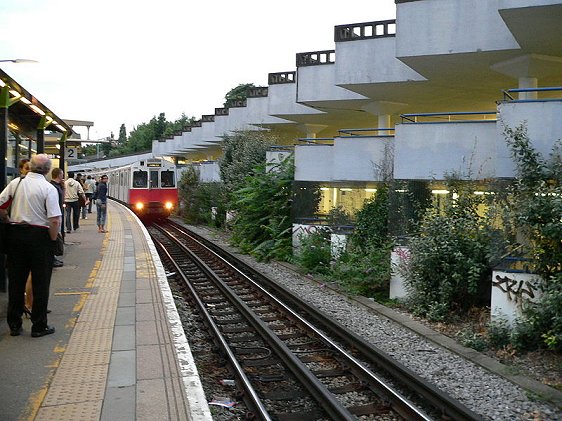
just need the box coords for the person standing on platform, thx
[96,174,108,233]
[84,175,96,214]
[50,168,65,267]
[64,172,85,233]
[0,154,61,337]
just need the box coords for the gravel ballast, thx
[184,224,562,421]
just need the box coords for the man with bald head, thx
[0,154,62,337]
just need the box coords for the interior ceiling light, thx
[0,79,5,87]
[9,89,20,98]
[19,97,31,104]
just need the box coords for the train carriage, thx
[89,158,178,219]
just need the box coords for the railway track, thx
[149,220,482,421]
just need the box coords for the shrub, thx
[401,180,495,319]
[178,167,227,226]
[296,228,332,275]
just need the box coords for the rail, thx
[296,50,335,67]
[268,71,296,85]
[335,19,396,42]
[296,137,334,144]
[502,86,562,101]
[338,127,395,137]
[400,111,497,124]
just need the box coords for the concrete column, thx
[518,77,538,100]
[378,114,391,135]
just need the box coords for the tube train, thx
[86,158,179,219]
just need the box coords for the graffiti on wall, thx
[493,274,539,304]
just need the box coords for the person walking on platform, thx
[64,172,85,233]
[96,174,108,233]
[0,154,61,337]
[84,175,96,214]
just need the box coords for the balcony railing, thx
[400,111,497,124]
[227,99,247,108]
[334,19,396,42]
[296,137,334,144]
[296,50,335,67]
[268,71,296,85]
[501,86,562,102]
[247,87,268,98]
[215,107,229,116]
[338,127,395,137]
[201,114,215,123]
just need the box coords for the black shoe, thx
[31,326,55,338]
[66,230,71,234]
[53,260,64,267]
[10,326,22,336]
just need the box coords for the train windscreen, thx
[161,170,175,187]
[133,170,148,188]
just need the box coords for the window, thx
[133,170,148,188]
[160,170,175,187]
[150,170,159,188]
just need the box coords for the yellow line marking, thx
[53,291,90,296]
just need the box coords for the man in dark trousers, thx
[0,154,61,337]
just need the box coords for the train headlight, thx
[135,202,144,211]
[164,201,173,210]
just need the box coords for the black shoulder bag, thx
[0,176,24,255]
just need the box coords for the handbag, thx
[78,194,86,208]
[53,233,64,256]
[0,176,24,255]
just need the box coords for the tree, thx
[224,83,255,107]
[118,124,127,145]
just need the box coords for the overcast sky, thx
[1,0,396,141]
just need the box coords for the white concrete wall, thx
[394,121,497,180]
[491,271,542,325]
[396,0,519,58]
[268,83,324,118]
[297,64,368,103]
[390,246,410,300]
[213,115,230,139]
[335,37,425,85]
[496,100,562,178]
[245,96,291,126]
[294,144,334,182]
[333,136,393,181]
[199,161,221,182]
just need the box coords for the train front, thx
[129,160,178,220]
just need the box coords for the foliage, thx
[292,181,322,220]
[296,228,332,275]
[456,328,488,352]
[229,159,294,262]
[401,180,496,320]
[177,166,226,227]
[351,185,389,251]
[388,180,432,239]
[224,83,255,107]
[504,124,562,280]
[219,131,275,196]
[501,124,562,352]
[331,245,391,298]
[107,113,196,157]
[118,124,127,145]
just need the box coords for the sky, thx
[0,0,396,142]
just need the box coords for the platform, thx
[0,202,211,421]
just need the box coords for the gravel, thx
[184,224,562,421]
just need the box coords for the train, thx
[85,158,179,220]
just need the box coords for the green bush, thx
[178,167,227,227]
[401,181,495,320]
[230,159,293,262]
[331,245,391,298]
[296,228,332,275]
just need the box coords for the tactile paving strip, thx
[35,401,103,421]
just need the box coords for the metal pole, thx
[0,87,8,292]
[37,115,46,154]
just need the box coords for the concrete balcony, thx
[496,88,562,177]
[267,71,325,121]
[295,129,394,182]
[396,0,519,60]
[199,161,221,182]
[394,112,498,180]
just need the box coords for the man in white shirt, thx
[64,172,85,232]
[0,154,61,337]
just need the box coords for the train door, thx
[149,170,159,189]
